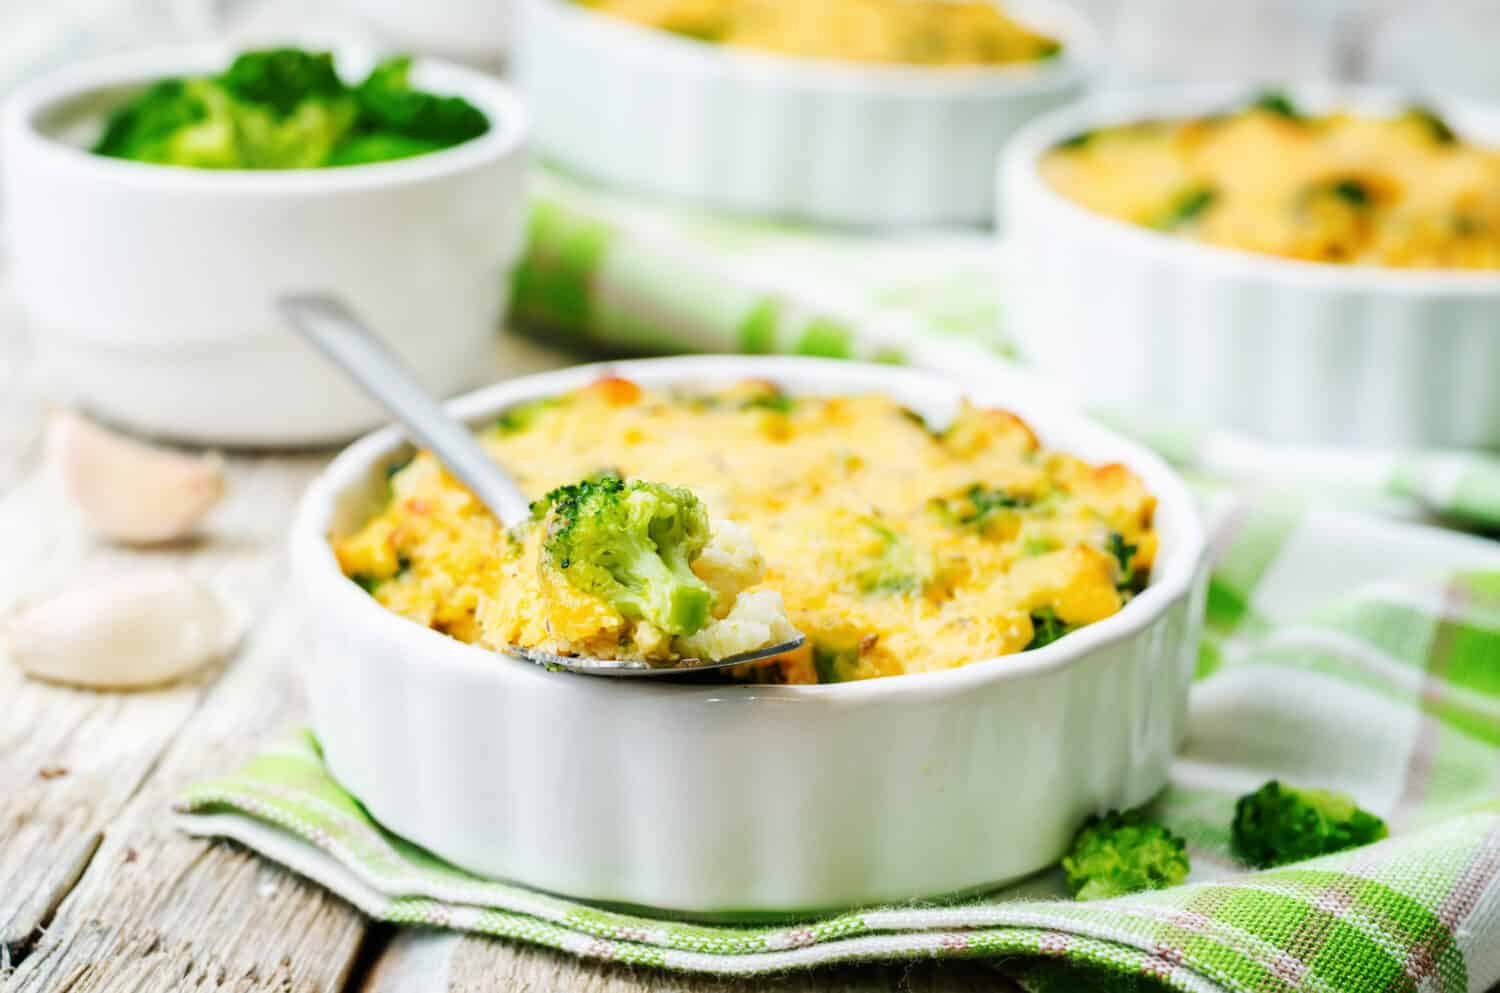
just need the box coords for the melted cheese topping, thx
[580,0,1060,66]
[334,378,1157,683]
[1040,98,1500,270]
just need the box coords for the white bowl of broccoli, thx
[291,354,1209,916]
[0,45,529,446]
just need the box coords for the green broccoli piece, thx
[739,391,796,414]
[811,640,859,684]
[234,96,358,169]
[1152,185,1218,230]
[853,519,932,595]
[1035,39,1063,60]
[539,476,717,636]
[94,78,209,161]
[354,55,488,146]
[324,132,443,166]
[494,397,563,436]
[1106,531,1146,593]
[1250,90,1303,121]
[928,483,1031,533]
[1062,809,1190,901]
[1232,781,1389,868]
[1403,106,1457,145]
[1025,608,1074,650]
[1056,129,1096,151]
[219,48,345,115]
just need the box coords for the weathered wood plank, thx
[0,454,322,961]
[3,580,369,993]
[361,931,458,993]
[447,937,1024,993]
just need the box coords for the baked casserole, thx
[335,376,1157,683]
[1041,93,1500,269]
[577,0,1062,66]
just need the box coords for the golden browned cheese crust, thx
[580,0,1060,66]
[1041,100,1500,270]
[334,379,1157,683]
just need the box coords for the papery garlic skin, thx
[2,574,244,689]
[49,411,227,545]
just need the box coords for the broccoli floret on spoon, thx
[537,476,718,637]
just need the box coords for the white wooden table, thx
[0,309,1027,993]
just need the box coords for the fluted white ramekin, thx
[515,0,1097,227]
[293,355,1207,916]
[1,46,529,447]
[1001,84,1500,449]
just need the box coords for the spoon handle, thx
[278,294,533,528]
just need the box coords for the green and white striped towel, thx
[179,172,1500,991]
[179,499,1500,990]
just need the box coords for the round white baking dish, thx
[515,0,1098,228]
[1000,83,1500,449]
[1,46,529,447]
[292,355,1207,916]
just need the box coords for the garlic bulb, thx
[49,411,226,545]
[2,574,244,689]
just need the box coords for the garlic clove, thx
[49,411,227,546]
[2,574,245,690]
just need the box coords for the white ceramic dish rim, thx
[1,44,529,196]
[536,0,1100,94]
[1003,81,1500,294]
[292,355,1206,704]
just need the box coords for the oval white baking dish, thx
[1000,84,1500,449]
[1,46,529,447]
[515,0,1098,228]
[292,355,1208,915]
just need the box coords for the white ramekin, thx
[1001,84,1500,449]
[348,0,512,65]
[1,46,529,447]
[292,355,1208,916]
[515,0,1097,228]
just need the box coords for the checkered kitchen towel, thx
[180,504,1500,990]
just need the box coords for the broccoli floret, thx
[811,640,859,684]
[1107,531,1137,575]
[1250,90,1303,120]
[1152,185,1218,230]
[92,47,486,169]
[928,483,1032,534]
[1061,809,1191,901]
[1056,129,1096,151]
[220,48,345,115]
[1299,177,1375,209]
[1403,106,1457,145]
[539,476,717,636]
[234,96,358,168]
[1232,781,1388,868]
[324,132,443,166]
[94,78,209,160]
[1106,531,1145,592]
[1025,608,1074,650]
[354,56,488,146]
[494,397,563,436]
[853,519,931,595]
[529,468,622,520]
[739,391,796,414]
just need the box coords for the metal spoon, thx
[278,294,805,677]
